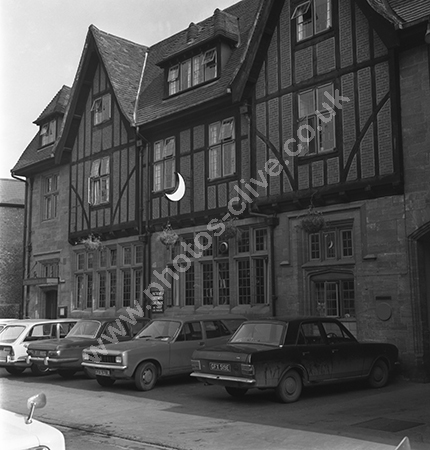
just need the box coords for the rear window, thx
[221,318,246,334]
[0,325,26,343]
[203,320,230,339]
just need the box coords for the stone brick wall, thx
[0,205,24,317]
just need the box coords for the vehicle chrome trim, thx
[190,372,256,384]
[82,362,127,370]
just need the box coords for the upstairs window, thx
[167,48,217,96]
[91,93,111,126]
[292,0,332,42]
[298,83,335,155]
[208,118,235,179]
[42,174,58,220]
[40,119,56,147]
[309,225,353,262]
[153,137,175,192]
[88,157,110,205]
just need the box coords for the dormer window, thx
[167,48,218,96]
[91,93,111,126]
[292,0,332,42]
[40,119,56,147]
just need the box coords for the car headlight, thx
[115,355,122,364]
[48,350,60,357]
[82,352,90,361]
[241,363,254,375]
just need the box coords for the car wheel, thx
[58,369,77,379]
[134,362,158,391]
[275,370,302,403]
[5,367,25,376]
[30,364,51,376]
[368,359,389,388]
[225,387,248,398]
[96,376,116,387]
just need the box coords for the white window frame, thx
[91,93,111,126]
[42,174,58,220]
[208,118,236,180]
[292,0,332,42]
[88,156,110,205]
[153,137,176,192]
[40,119,56,147]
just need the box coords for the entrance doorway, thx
[45,290,58,319]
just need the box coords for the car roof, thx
[150,314,246,322]
[3,318,78,326]
[242,316,340,324]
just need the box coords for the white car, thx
[0,393,66,450]
[0,319,77,376]
[0,318,19,334]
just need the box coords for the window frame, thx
[91,93,111,126]
[88,156,110,206]
[40,119,56,147]
[42,174,59,221]
[153,137,176,192]
[292,0,332,42]
[208,118,236,180]
[308,224,354,262]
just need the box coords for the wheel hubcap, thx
[285,377,297,394]
[143,369,153,383]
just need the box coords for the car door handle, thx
[302,351,310,356]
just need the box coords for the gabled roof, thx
[12,85,71,176]
[33,85,71,125]
[367,0,430,28]
[90,25,148,122]
[135,0,264,126]
[0,179,25,205]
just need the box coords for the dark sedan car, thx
[191,317,399,403]
[26,317,149,378]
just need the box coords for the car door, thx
[168,321,205,374]
[320,321,364,379]
[297,321,333,382]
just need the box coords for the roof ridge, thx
[89,24,149,50]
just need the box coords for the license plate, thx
[95,369,110,377]
[209,362,231,372]
[33,350,47,357]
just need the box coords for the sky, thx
[0,0,240,179]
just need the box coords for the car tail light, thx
[241,363,254,375]
[191,359,201,371]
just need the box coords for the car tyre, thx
[30,364,51,376]
[5,367,25,376]
[58,369,77,379]
[134,362,158,391]
[96,376,116,387]
[368,359,389,388]
[225,387,248,398]
[275,370,302,403]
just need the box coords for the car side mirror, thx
[26,392,47,424]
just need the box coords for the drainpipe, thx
[247,204,278,317]
[11,173,31,318]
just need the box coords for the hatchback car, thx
[82,314,246,391]
[0,318,78,376]
[27,317,149,378]
[191,317,399,403]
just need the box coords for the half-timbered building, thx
[13,0,430,379]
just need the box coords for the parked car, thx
[27,317,149,378]
[0,318,19,334]
[190,317,400,403]
[0,319,78,376]
[0,392,66,450]
[82,314,247,391]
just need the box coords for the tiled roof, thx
[90,25,148,122]
[367,0,430,27]
[34,85,71,125]
[12,133,55,175]
[135,0,263,126]
[0,179,25,204]
[158,8,240,65]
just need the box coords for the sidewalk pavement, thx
[1,375,429,450]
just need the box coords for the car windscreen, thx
[0,325,26,343]
[230,322,286,346]
[135,320,181,340]
[66,321,101,338]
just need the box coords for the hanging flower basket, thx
[159,222,179,247]
[79,233,103,251]
[222,218,242,240]
[299,205,325,234]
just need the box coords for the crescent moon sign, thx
[165,172,186,202]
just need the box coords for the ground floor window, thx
[312,277,355,318]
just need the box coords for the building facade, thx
[12,0,430,379]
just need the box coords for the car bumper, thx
[82,362,131,379]
[28,356,80,368]
[0,356,30,368]
[190,372,256,387]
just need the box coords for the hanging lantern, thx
[299,205,325,233]
[159,222,179,247]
